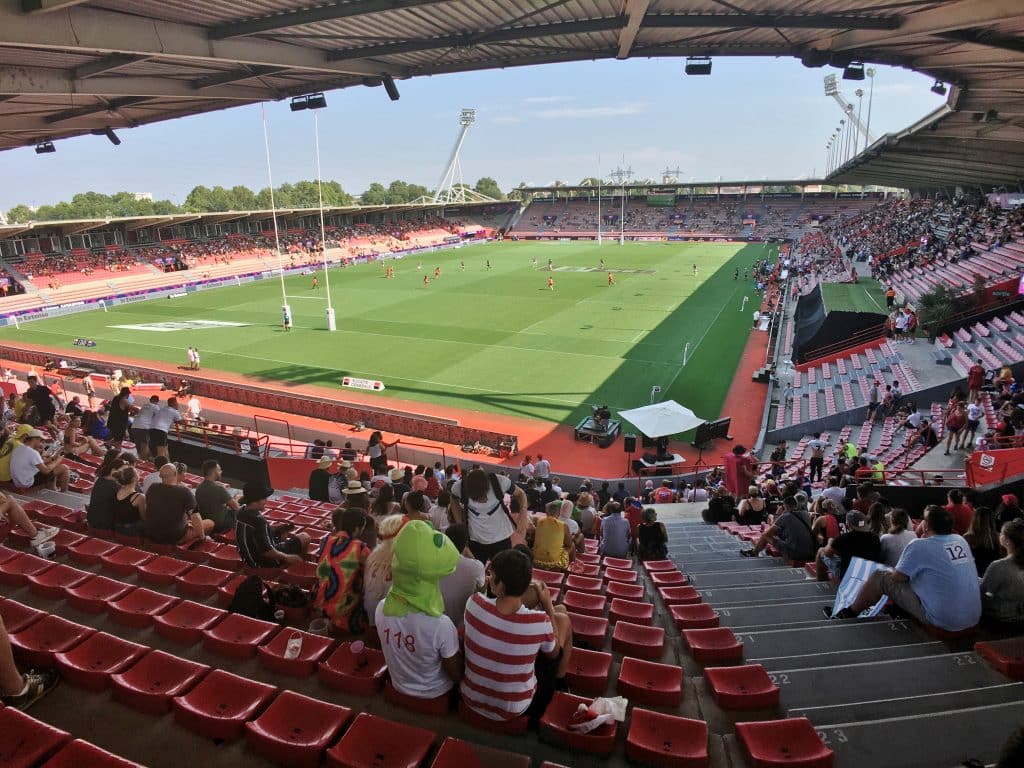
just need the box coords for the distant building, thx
[132,192,153,202]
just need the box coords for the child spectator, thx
[440,524,485,628]
[313,507,370,634]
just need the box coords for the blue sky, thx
[0,56,947,210]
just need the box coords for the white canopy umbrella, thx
[618,400,705,438]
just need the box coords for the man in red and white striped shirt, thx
[460,549,566,721]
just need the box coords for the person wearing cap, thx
[308,456,334,503]
[996,494,1022,530]
[388,467,410,500]
[235,481,311,568]
[195,460,240,534]
[144,463,209,545]
[815,511,883,582]
[10,428,69,492]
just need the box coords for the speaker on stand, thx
[623,433,637,477]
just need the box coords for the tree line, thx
[5,177,508,223]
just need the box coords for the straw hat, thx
[343,480,367,495]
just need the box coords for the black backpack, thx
[228,575,276,621]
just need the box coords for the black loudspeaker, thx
[623,433,637,453]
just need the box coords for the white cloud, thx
[522,95,569,104]
[535,103,648,119]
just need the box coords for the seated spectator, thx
[195,459,240,534]
[402,489,433,523]
[685,479,709,503]
[86,449,127,530]
[653,479,678,504]
[572,491,598,537]
[145,463,210,546]
[879,508,917,567]
[815,511,882,581]
[0,491,58,548]
[308,456,333,502]
[140,455,168,493]
[363,515,407,632]
[944,489,975,535]
[376,520,462,703]
[111,466,146,537]
[850,484,875,514]
[996,493,1022,530]
[741,495,816,562]
[641,479,655,504]
[839,505,981,631]
[533,500,573,571]
[439,524,485,629]
[637,507,668,561]
[429,490,451,531]
[702,485,736,524]
[810,497,844,548]
[1,614,60,710]
[599,501,631,558]
[423,466,441,500]
[460,548,568,723]
[313,507,370,634]
[557,499,584,553]
[964,505,1000,576]
[981,520,1024,629]
[234,481,308,566]
[10,429,69,492]
[735,485,767,526]
[820,476,847,508]
[61,415,102,456]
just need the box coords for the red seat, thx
[152,600,227,645]
[67,538,121,566]
[976,639,1024,680]
[280,559,318,588]
[564,647,612,696]
[650,570,687,586]
[532,567,565,588]
[0,543,20,562]
[607,581,645,600]
[567,611,608,648]
[246,690,353,768]
[258,629,337,677]
[734,717,833,768]
[658,586,701,605]
[39,738,141,768]
[704,664,780,710]
[564,574,603,594]
[10,615,96,668]
[0,597,45,633]
[64,575,134,613]
[207,544,243,571]
[682,628,744,664]
[575,553,601,565]
[53,631,148,692]
[626,708,709,768]
[174,564,232,598]
[602,556,633,569]
[384,679,452,716]
[612,621,665,660]
[603,567,638,584]
[107,588,180,628]
[317,641,388,695]
[26,563,90,600]
[99,546,155,575]
[670,603,720,630]
[216,574,249,607]
[430,737,530,768]
[583,539,598,553]
[136,555,193,586]
[539,691,617,756]
[51,530,86,556]
[569,562,601,578]
[561,590,607,617]
[202,613,280,659]
[326,712,436,768]
[457,700,529,735]
[0,707,72,768]
[617,657,683,707]
[609,598,654,626]
[643,559,677,572]
[0,553,54,587]
[175,539,220,563]
[173,669,277,742]
[111,649,210,715]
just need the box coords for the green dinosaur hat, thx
[383,519,459,618]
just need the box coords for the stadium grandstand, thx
[1,2,1024,768]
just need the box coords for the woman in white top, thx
[879,507,917,567]
[519,455,535,481]
[448,468,528,563]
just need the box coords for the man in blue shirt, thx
[599,502,631,558]
[839,505,981,631]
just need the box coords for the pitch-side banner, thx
[966,448,1024,490]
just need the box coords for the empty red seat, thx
[111,649,210,715]
[658,586,701,605]
[153,600,227,645]
[10,615,95,668]
[567,611,608,648]
[602,556,633,569]
[735,717,833,768]
[207,544,243,571]
[173,669,277,742]
[561,590,607,617]
[583,539,598,553]
[539,691,617,756]
[258,629,337,677]
[99,546,155,576]
[202,613,280,659]
[607,581,645,600]
[704,664,780,710]
[682,628,744,664]
[51,530,87,556]
[174,564,232,598]
[176,538,220,563]
[576,553,601,565]
[39,738,141,768]
[280,559,318,588]
[670,603,720,630]
[53,631,148,691]
[569,562,601,578]
[617,657,683,707]
[67,538,121,566]
[26,563,90,600]
[0,553,55,587]
[246,690,353,768]
[216,574,249,607]
[609,598,654,626]
[136,555,193,586]
[430,736,531,768]
[63,575,134,613]
[604,567,638,584]
[326,712,436,768]
[626,708,709,768]
[564,574,603,594]
[612,621,665,660]
[107,588,179,628]
[384,679,452,716]
[0,597,45,633]
[0,543,19,562]
[317,642,388,695]
[643,559,677,572]
[532,567,565,588]
[564,647,612,695]
[976,639,1024,680]
[650,570,687,586]
[457,700,529,734]
[0,707,71,768]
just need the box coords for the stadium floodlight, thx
[290,95,309,112]
[90,127,121,145]
[684,57,712,76]
[930,80,947,96]
[382,74,400,101]
[842,62,865,81]
[34,141,56,154]
[306,92,327,110]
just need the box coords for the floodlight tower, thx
[432,109,490,204]
[824,74,875,157]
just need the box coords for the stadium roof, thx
[1,1,1023,189]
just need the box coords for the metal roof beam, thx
[73,54,147,79]
[938,28,1024,55]
[45,96,152,124]
[20,0,87,12]
[618,0,651,60]
[192,66,290,90]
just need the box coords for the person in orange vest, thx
[653,480,678,504]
